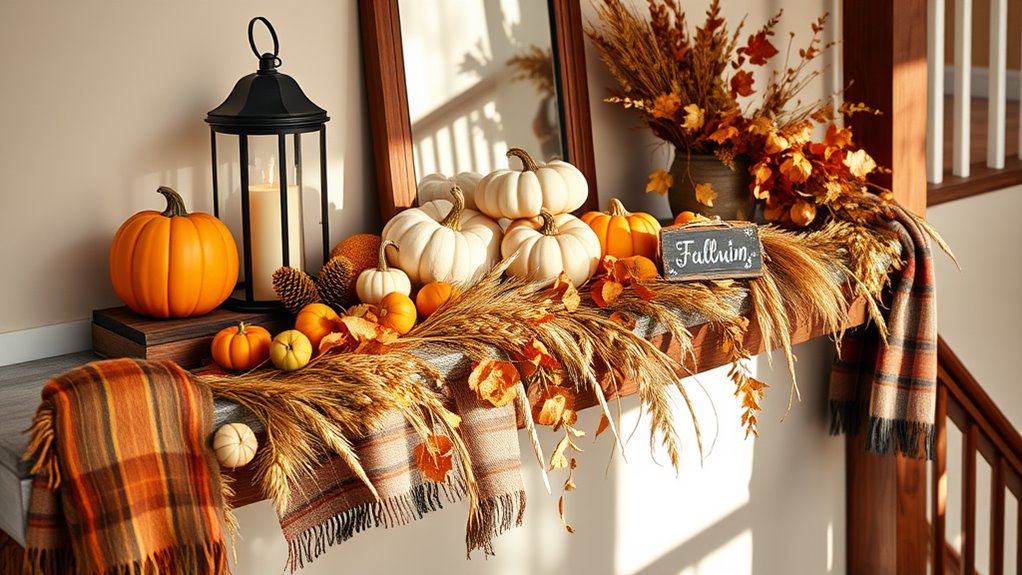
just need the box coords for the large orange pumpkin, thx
[210,322,271,372]
[109,187,238,318]
[581,198,661,260]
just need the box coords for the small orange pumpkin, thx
[109,187,238,318]
[415,281,460,319]
[294,303,342,349]
[674,211,710,225]
[374,292,417,335]
[581,198,661,260]
[210,322,271,372]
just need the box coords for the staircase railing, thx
[932,335,1022,574]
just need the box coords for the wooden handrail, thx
[928,157,1022,207]
[937,336,1022,492]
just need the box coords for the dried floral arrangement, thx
[586,0,891,228]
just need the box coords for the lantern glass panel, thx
[213,130,325,305]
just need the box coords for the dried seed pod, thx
[317,256,357,309]
[272,267,320,314]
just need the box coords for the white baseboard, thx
[0,320,92,367]
[944,65,1022,100]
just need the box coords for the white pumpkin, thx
[475,147,589,220]
[355,239,412,304]
[382,186,502,286]
[213,422,258,469]
[417,172,482,210]
[502,210,601,287]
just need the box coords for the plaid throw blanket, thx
[22,358,232,574]
[281,378,525,571]
[830,207,937,459]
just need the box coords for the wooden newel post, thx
[843,1,929,573]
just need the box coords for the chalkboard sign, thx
[659,222,764,281]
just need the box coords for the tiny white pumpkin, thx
[355,239,412,304]
[382,186,502,286]
[417,172,482,210]
[475,147,589,220]
[213,422,258,469]
[502,210,601,287]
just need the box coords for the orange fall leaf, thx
[468,359,520,407]
[414,434,455,483]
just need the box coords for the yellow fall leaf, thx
[650,92,681,120]
[680,103,705,131]
[550,435,570,470]
[764,131,790,154]
[780,152,812,184]
[468,359,520,407]
[844,149,877,179]
[695,182,717,207]
[645,169,673,196]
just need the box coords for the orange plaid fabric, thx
[23,359,232,574]
[830,207,938,459]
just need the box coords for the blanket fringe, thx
[831,403,934,460]
[24,541,229,575]
[23,403,59,489]
[865,417,935,460]
[828,400,863,437]
[465,490,527,558]
[286,473,468,572]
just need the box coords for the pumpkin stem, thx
[237,321,248,335]
[439,186,465,232]
[157,186,189,217]
[608,198,631,217]
[538,209,559,236]
[506,147,540,172]
[378,240,398,271]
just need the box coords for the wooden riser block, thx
[92,306,292,368]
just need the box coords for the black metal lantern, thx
[207,17,329,311]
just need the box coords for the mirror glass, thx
[397,0,562,181]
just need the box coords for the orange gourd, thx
[109,187,238,318]
[375,292,417,335]
[294,303,341,349]
[415,281,460,319]
[210,322,271,372]
[581,198,661,260]
[674,211,710,225]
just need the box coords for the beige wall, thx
[0,0,377,334]
[1,0,856,574]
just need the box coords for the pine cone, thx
[272,267,320,314]
[317,256,357,309]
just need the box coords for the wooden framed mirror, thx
[359,0,598,222]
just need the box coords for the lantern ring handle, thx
[248,16,280,60]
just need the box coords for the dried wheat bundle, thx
[200,351,476,516]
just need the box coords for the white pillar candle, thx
[248,182,303,301]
